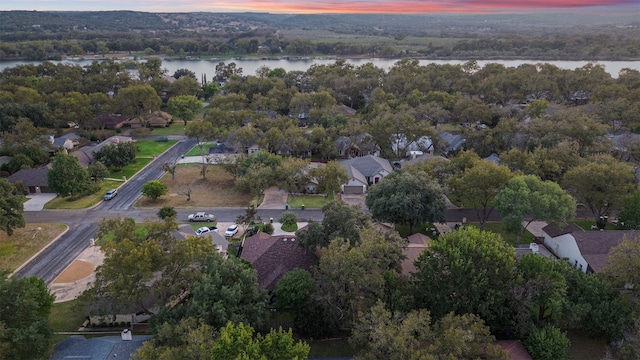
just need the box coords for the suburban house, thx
[50,132,81,152]
[96,113,129,130]
[402,232,432,277]
[72,135,134,167]
[239,232,318,291]
[335,133,380,158]
[340,155,393,194]
[127,110,172,128]
[541,224,640,273]
[390,134,434,158]
[7,165,51,193]
[50,331,151,360]
[438,131,466,156]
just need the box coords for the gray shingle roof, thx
[340,155,392,178]
[50,335,152,360]
[7,166,49,187]
[573,231,640,272]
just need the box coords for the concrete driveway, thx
[24,193,57,211]
[340,193,368,210]
[260,187,288,209]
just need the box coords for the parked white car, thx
[195,226,218,236]
[224,224,239,238]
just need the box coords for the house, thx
[335,133,380,158]
[239,232,318,291]
[127,111,173,128]
[340,155,393,194]
[496,340,533,360]
[51,132,81,151]
[72,136,134,167]
[402,233,432,277]
[541,224,640,273]
[50,331,152,360]
[247,143,261,155]
[96,113,129,129]
[0,155,10,166]
[484,153,500,164]
[7,166,51,193]
[391,134,433,158]
[438,131,466,156]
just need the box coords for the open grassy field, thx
[135,139,177,157]
[135,164,252,208]
[44,180,122,210]
[0,223,67,271]
[144,122,186,136]
[287,193,334,209]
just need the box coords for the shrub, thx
[157,206,177,220]
[279,211,298,227]
[263,222,274,235]
[524,326,570,360]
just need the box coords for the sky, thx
[2,0,639,13]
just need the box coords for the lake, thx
[1,58,638,79]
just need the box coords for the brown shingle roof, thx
[240,233,318,291]
[496,340,533,360]
[7,166,49,187]
[574,231,640,272]
[542,223,583,238]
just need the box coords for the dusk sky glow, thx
[3,0,639,13]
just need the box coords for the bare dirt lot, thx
[1,223,67,272]
[135,164,252,208]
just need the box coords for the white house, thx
[542,224,640,273]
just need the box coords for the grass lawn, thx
[107,158,152,180]
[287,193,333,209]
[49,299,87,332]
[185,142,217,157]
[571,220,617,231]
[281,223,298,232]
[465,222,535,246]
[394,222,436,238]
[44,180,121,210]
[0,223,67,271]
[135,139,177,157]
[145,122,186,136]
[135,164,252,208]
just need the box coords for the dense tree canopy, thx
[47,152,93,198]
[0,270,55,360]
[366,171,446,235]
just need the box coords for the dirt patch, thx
[1,223,67,271]
[135,164,252,208]
[53,260,94,283]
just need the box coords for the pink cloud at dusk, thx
[5,0,639,13]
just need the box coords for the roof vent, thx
[282,238,288,241]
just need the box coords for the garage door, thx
[343,185,364,194]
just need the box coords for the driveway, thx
[24,193,57,211]
[260,187,288,209]
[340,193,368,210]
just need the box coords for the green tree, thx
[274,269,315,311]
[278,211,298,227]
[157,206,177,220]
[93,141,137,171]
[563,156,636,221]
[47,153,93,199]
[0,179,25,236]
[309,161,349,196]
[350,301,508,360]
[448,160,513,229]
[87,161,109,182]
[495,175,576,242]
[0,270,55,360]
[600,237,640,303]
[523,326,570,360]
[142,180,168,201]
[160,254,269,329]
[617,190,640,229]
[202,82,220,100]
[211,322,310,360]
[133,317,216,360]
[115,84,162,125]
[366,171,446,235]
[315,226,405,328]
[167,95,201,126]
[413,226,516,333]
